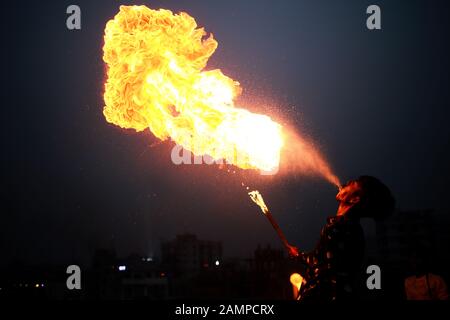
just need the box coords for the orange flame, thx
[290,272,303,299]
[102,5,340,185]
[102,5,283,172]
[248,190,269,215]
[290,272,303,291]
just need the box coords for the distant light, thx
[146,257,153,262]
[41,284,45,288]
[160,272,165,277]
[215,260,220,266]
[118,265,126,271]
[35,283,39,288]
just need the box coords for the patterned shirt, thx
[294,209,365,301]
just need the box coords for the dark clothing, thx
[295,208,365,301]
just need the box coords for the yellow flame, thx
[248,190,269,215]
[103,5,283,172]
[290,273,303,291]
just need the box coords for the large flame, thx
[102,5,283,172]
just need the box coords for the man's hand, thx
[287,244,300,258]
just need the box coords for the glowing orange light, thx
[289,272,303,299]
[290,272,303,290]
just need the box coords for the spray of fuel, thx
[282,130,341,187]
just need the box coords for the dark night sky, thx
[2,0,450,266]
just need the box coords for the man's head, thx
[336,175,395,220]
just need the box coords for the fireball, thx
[103,5,283,172]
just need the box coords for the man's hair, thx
[357,175,395,220]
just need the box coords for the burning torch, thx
[249,190,298,257]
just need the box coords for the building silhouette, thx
[161,233,222,278]
[375,209,450,299]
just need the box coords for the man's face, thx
[336,180,362,216]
